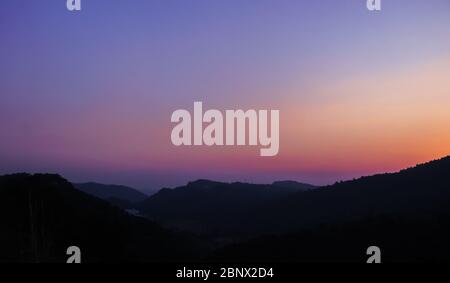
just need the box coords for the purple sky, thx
[1,1,450,193]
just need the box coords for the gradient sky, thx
[1,0,450,193]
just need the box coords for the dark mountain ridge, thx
[210,157,450,262]
[271,180,316,192]
[138,156,450,238]
[1,156,449,262]
[0,174,204,262]
[74,182,148,204]
[138,179,316,236]
[263,156,450,230]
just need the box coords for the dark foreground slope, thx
[211,157,450,262]
[0,174,204,263]
[211,213,450,262]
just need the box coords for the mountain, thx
[0,174,204,263]
[138,179,316,237]
[2,156,450,262]
[210,156,450,262]
[73,182,148,207]
[271,181,316,192]
[139,157,450,239]
[211,213,450,262]
[255,156,450,234]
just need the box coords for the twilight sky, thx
[1,0,450,193]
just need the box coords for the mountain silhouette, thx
[271,180,316,192]
[211,213,450,262]
[256,156,450,233]
[74,182,148,208]
[1,156,450,262]
[138,179,316,237]
[138,157,450,239]
[209,157,450,262]
[0,174,204,263]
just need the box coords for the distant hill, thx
[271,181,316,192]
[0,174,204,262]
[74,182,148,207]
[138,179,316,236]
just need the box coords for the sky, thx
[1,0,450,193]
